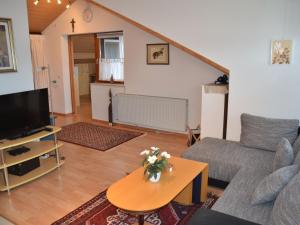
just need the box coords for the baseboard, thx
[53,112,73,116]
[91,118,109,124]
[91,118,187,137]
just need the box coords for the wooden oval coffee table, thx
[107,157,208,225]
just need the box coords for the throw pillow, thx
[292,134,300,156]
[251,165,299,205]
[273,138,294,171]
[240,113,299,152]
[268,170,300,225]
[293,150,300,167]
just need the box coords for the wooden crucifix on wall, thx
[70,18,76,33]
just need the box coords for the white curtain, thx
[100,58,124,81]
[30,35,49,89]
[99,35,124,81]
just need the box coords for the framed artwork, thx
[271,40,292,65]
[0,18,17,73]
[147,43,169,65]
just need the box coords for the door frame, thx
[68,36,77,114]
[67,33,99,114]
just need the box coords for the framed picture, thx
[147,43,169,65]
[271,40,292,65]
[0,18,17,73]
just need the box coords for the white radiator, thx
[113,94,188,132]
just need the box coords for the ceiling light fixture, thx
[66,0,71,9]
[33,0,71,9]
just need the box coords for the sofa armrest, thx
[187,208,261,225]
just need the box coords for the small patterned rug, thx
[57,122,143,151]
[52,191,218,225]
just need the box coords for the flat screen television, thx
[0,88,50,140]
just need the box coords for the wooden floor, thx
[0,99,222,225]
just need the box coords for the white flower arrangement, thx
[150,146,159,152]
[147,155,158,164]
[141,147,171,181]
[161,151,171,159]
[140,150,150,156]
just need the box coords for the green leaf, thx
[153,150,160,156]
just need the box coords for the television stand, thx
[24,127,54,138]
[0,126,64,193]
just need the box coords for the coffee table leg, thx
[201,166,208,202]
[192,173,202,204]
[138,214,144,225]
[133,213,151,225]
[192,167,208,203]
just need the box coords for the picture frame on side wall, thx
[147,43,169,65]
[0,18,17,73]
[271,40,292,65]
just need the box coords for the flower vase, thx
[149,172,161,182]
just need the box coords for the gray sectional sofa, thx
[183,114,300,225]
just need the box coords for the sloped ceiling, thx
[27,0,76,33]
[89,0,230,74]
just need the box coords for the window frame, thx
[96,32,124,84]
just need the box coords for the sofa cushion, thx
[182,137,274,182]
[240,113,299,152]
[212,167,273,225]
[251,165,299,205]
[273,138,294,171]
[268,171,300,225]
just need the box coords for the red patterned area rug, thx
[57,122,143,151]
[52,191,218,225]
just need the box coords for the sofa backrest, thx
[240,113,299,152]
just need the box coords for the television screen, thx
[0,88,50,140]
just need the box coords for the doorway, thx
[68,34,98,118]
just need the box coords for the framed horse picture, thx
[0,18,17,73]
[147,43,169,65]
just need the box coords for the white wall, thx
[0,0,34,94]
[94,0,300,140]
[43,0,221,128]
[91,83,125,121]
